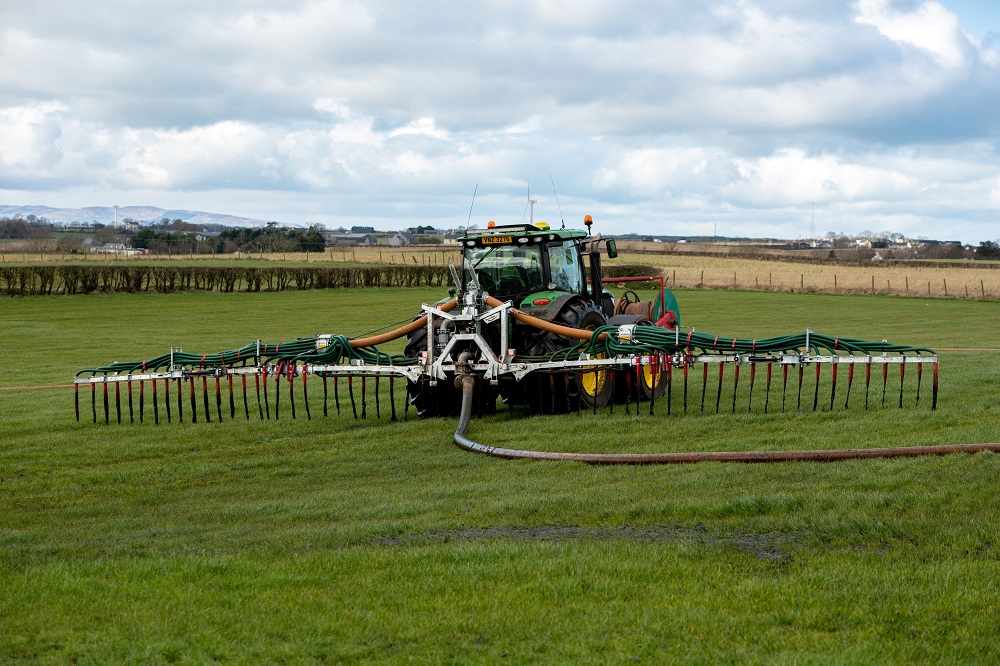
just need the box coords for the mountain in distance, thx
[0,204,287,228]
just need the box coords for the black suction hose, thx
[453,374,1000,465]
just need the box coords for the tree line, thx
[129,223,327,254]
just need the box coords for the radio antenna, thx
[466,184,478,229]
[550,174,565,229]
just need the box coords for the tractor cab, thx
[458,222,609,312]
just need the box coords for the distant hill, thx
[0,205,285,228]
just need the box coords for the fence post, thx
[943,279,948,296]
[982,280,986,298]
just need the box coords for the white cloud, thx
[0,0,998,243]
[0,102,68,171]
[729,149,917,205]
[389,117,450,141]
[855,0,972,68]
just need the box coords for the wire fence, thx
[652,267,999,299]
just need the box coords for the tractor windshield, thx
[463,244,544,297]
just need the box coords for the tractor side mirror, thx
[606,239,618,259]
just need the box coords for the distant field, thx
[1,287,998,662]
[3,243,997,298]
[617,251,1000,299]
[0,245,459,268]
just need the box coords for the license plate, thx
[481,235,513,245]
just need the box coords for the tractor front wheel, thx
[575,310,613,410]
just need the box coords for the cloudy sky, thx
[1,1,998,242]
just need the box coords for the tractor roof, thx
[458,223,587,248]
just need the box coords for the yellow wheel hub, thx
[581,353,608,396]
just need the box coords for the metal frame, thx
[74,299,938,390]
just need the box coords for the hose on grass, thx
[453,374,995,465]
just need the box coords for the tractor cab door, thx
[546,241,585,294]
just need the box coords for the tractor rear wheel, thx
[406,376,459,418]
[574,310,613,410]
[514,299,611,413]
[638,352,667,399]
[404,316,456,417]
[403,316,497,418]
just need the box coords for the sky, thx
[1,1,999,243]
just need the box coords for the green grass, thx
[1,288,998,663]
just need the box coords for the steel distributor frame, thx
[73,291,939,424]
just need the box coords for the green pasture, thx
[1,288,998,663]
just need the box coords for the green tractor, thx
[404,218,681,417]
[71,218,939,432]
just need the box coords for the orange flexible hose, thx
[348,298,458,348]
[349,294,602,350]
[484,296,606,341]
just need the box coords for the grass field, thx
[2,288,999,663]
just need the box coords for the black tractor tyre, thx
[404,315,454,418]
[406,376,458,418]
[404,315,498,418]
[572,309,614,411]
[513,298,612,413]
[605,317,667,402]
